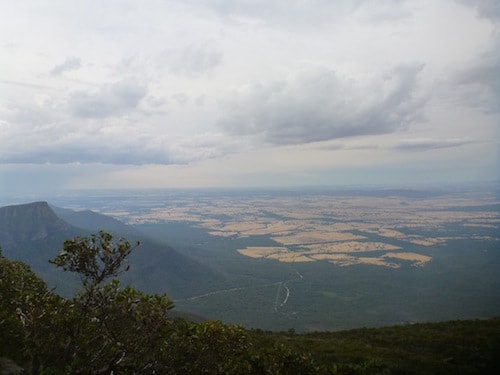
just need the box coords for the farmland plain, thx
[48,187,500,331]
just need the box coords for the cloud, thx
[450,1,500,113]
[218,64,426,145]
[191,0,411,29]
[172,93,188,106]
[68,80,147,118]
[167,43,223,78]
[0,79,51,90]
[0,130,240,166]
[168,133,242,163]
[50,57,81,76]
[352,0,413,23]
[392,138,473,152]
[0,146,166,165]
[3,102,54,127]
[318,142,380,151]
[0,129,172,165]
[455,45,500,113]
[455,0,500,22]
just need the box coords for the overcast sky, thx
[1,0,499,195]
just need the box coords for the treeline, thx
[1,232,499,374]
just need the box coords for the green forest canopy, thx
[1,234,499,374]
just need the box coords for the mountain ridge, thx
[0,201,71,244]
[0,201,225,299]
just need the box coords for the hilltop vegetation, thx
[258,319,500,374]
[0,235,323,374]
[1,233,499,374]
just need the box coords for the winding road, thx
[177,269,304,311]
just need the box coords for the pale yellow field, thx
[272,232,366,245]
[308,253,400,268]
[120,191,499,268]
[237,246,289,258]
[382,252,432,266]
[304,241,401,253]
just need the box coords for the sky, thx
[1,0,499,195]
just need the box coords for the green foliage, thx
[1,233,324,374]
[160,320,327,374]
[0,248,66,371]
[50,230,139,288]
[2,234,499,374]
[45,280,175,373]
[164,320,252,373]
[261,319,500,374]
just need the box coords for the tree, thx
[2,234,329,374]
[0,247,65,372]
[49,231,176,373]
[50,231,139,288]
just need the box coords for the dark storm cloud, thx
[218,64,426,145]
[69,81,147,118]
[392,138,472,152]
[50,57,81,76]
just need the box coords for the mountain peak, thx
[1,201,51,217]
[0,201,70,243]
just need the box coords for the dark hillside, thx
[0,202,80,292]
[257,318,500,374]
[0,201,72,247]
[0,202,227,299]
[51,205,139,237]
[52,205,228,298]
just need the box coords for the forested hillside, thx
[1,232,499,374]
[0,202,227,299]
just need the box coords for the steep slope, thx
[51,205,227,298]
[0,201,72,247]
[51,206,139,238]
[0,202,81,293]
[0,202,226,299]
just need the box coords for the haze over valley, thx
[3,186,497,332]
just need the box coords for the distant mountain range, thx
[0,201,225,299]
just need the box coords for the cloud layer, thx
[0,0,498,189]
[69,81,147,119]
[219,64,425,145]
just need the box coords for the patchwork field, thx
[122,189,499,269]
[50,187,500,331]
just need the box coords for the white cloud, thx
[218,64,426,145]
[68,81,147,119]
[455,0,500,22]
[454,40,500,113]
[50,57,82,76]
[391,138,473,151]
[189,0,412,29]
[166,43,223,78]
[0,0,498,189]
